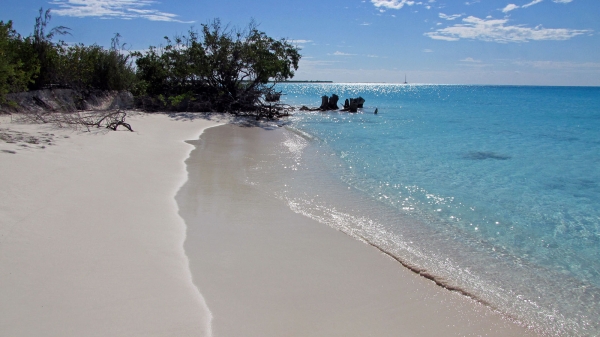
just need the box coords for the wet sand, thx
[178,124,537,337]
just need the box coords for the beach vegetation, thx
[0,20,39,104]
[0,8,136,105]
[53,34,137,92]
[133,19,301,117]
[1,11,300,119]
[30,7,70,90]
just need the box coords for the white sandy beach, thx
[1,113,537,336]
[0,113,222,336]
[179,124,537,337]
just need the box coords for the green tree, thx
[134,19,301,114]
[0,20,39,103]
[56,34,136,92]
[30,7,70,89]
[1,10,136,106]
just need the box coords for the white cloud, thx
[425,16,590,43]
[503,0,567,12]
[439,13,462,20]
[331,51,356,56]
[502,4,520,13]
[289,39,313,44]
[522,0,544,8]
[371,0,414,9]
[50,0,191,22]
[461,57,481,62]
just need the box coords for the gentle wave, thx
[262,84,600,336]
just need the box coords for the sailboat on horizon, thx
[404,74,408,84]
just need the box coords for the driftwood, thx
[265,92,282,102]
[15,109,134,132]
[101,111,134,131]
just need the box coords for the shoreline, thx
[0,113,222,336]
[0,112,540,336]
[178,123,537,336]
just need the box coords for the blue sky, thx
[2,0,599,85]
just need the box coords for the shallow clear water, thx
[255,84,600,336]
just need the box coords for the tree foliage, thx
[134,19,301,114]
[0,20,39,103]
[54,34,136,92]
[2,12,301,118]
[0,8,136,105]
[30,8,70,89]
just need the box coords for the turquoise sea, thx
[260,84,600,336]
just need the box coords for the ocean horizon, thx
[283,82,600,87]
[248,83,600,336]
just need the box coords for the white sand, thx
[179,124,537,337]
[0,113,222,336]
[0,113,538,336]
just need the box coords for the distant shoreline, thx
[276,80,333,83]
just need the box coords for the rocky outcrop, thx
[299,95,372,113]
[319,94,340,110]
[341,96,365,113]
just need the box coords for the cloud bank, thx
[425,16,590,43]
[371,0,415,10]
[501,0,570,13]
[50,0,191,22]
[502,4,520,13]
[439,13,463,20]
[522,0,544,8]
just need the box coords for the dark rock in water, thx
[463,151,511,160]
[299,105,320,111]
[328,94,339,110]
[319,94,340,110]
[355,96,365,108]
[340,97,366,112]
[320,95,329,110]
[347,97,365,109]
[374,108,378,114]
[341,97,365,113]
[348,100,358,112]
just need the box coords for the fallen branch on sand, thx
[14,110,134,132]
